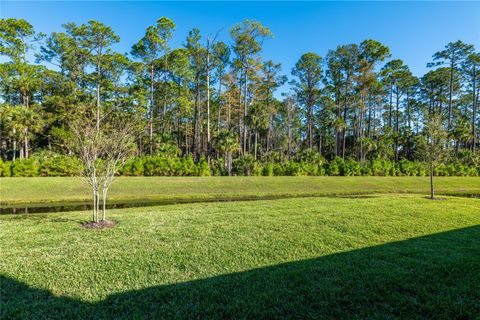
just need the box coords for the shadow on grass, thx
[2,226,479,319]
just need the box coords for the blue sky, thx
[2,1,479,91]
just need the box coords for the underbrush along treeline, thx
[1,151,478,177]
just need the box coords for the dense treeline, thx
[1,18,479,175]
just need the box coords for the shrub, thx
[369,159,392,176]
[284,161,302,176]
[11,158,40,177]
[39,155,82,177]
[262,163,274,176]
[195,156,211,176]
[209,158,226,176]
[0,160,12,177]
[181,156,197,176]
[342,159,361,176]
[233,155,257,176]
[273,163,285,176]
[1,154,478,177]
[326,158,341,176]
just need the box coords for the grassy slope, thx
[1,176,479,205]
[1,195,479,319]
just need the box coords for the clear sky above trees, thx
[2,1,479,95]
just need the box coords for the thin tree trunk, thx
[243,69,248,154]
[227,91,231,130]
[430,141,434,200]
[12,128,16,161]
[342,75,349,159]
[254,129,258,160]
[102,188,108,221]
[394,90,400,163]
[206,40,211,164]
[149,64,154,155]
[193,78,200,159]
[447,58,454,129]
[185,120,189,156]
[163,55,168,134]
[95,191,100,223]
[360,96,364,164]
[472,66,477,152]
[93,189,97,222]
[217,70,223,136]
[308,102,313,149]
[227,152,232,176]
[389,83,393,128]
[23,130,28,159]
[19,142,24,159]
[96,48,102,131]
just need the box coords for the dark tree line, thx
[1,18,479,168]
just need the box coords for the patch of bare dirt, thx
[424,196,447,201]
[81,220,118,229]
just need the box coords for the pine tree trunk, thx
[447,58,454,129]
[430,137,435,200]
[206,41,211,164]
[149,65,154,155]
[243,70,248,154]
[254,129,258,160]
[12,128,17,161]
[472,66,477,152]
[24,130,28,159]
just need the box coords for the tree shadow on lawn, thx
[2,225,479,319]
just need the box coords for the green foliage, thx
[0,159,12,177]
[342,159,362,176]
[118,155,210,177]
[325,157,342,176]
[233,155,257,176]
[195,156,211,176]
[10,158,40,177]
[398,159,427,176]
[1,155,478,177]
[118,158,144,176]
[38,154,82,177]
[262,163,274,176]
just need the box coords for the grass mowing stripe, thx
[1,176,479,205]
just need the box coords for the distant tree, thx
[132,17,175,154]
[167,48,192,153]
[185,28,205,159]
[430,41,474,128]
[0,18,43,158]
[426,113,447,199]
[462,52,480,152]
[230,19,272,154]
[76,20,120,129]
[357,40,390,162]
[259,60,286,155]
[213,41,231,135]
[336,44,359,159]
[291,52,322,149]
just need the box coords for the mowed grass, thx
[1,195,479,319]
[1,176,479,205]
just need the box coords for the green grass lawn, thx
[1,176,479,205]
[1,194,479,319]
